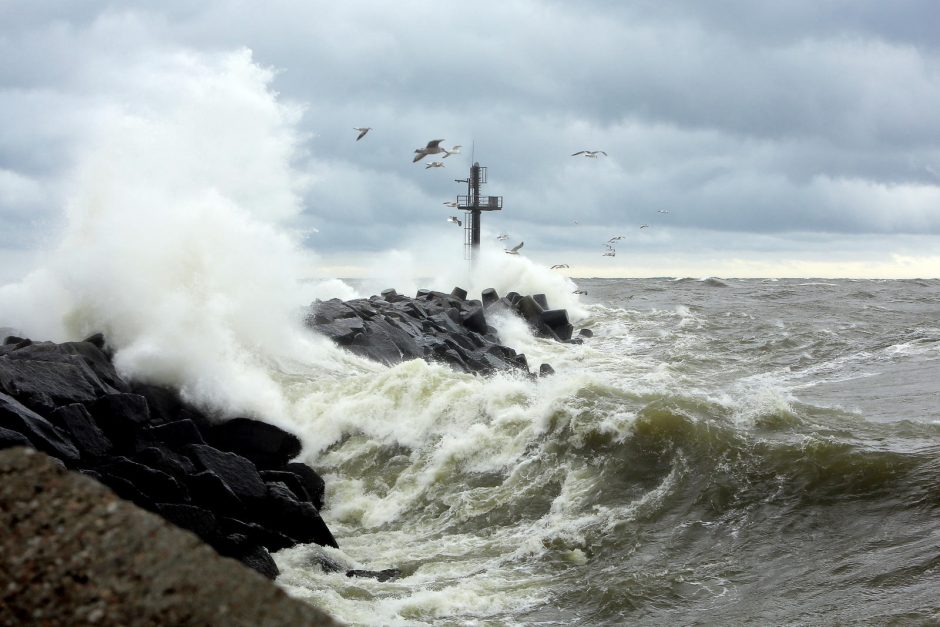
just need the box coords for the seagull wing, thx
[356,128,370,140]
[511,241,524,253]
[598,151,607,156]
[571,151,586,156]
[426,139,445,149]
[413,150,427,162]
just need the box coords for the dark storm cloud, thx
[1,0,938,268]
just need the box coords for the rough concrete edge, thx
[0,447,342,626]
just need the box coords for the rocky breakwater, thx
[307,286,583,375]
[0,334,336,580]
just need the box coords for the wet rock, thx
[139,418,206,450]
[307,287,580,377]
[285,462,327,511]
[134,445,197,477]
[346,568,402,582]
[184,444,267,503]
[481,287,499,308]
[260,481,339,548]
[49,403,112,459]
[0,425,31,449]
[206,417,302,469]
[578,328,594,338]
[185,470,245,516]
[261,469,312,502]
[0,392,80,465]
[85,393,153,451]
[539,363,556,377]
[156,503,218,540]
[97,457,188,504]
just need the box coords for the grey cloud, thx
[1,0,938,272]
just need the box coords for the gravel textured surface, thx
[0,447,340,626]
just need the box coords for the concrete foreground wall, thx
[0,447,340,626]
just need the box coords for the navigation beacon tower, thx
[454,162,503,263]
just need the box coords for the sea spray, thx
[0,48,350,423]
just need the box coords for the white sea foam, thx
[0,48,331,422]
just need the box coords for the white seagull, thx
[658,209,670,214]
[505,242,524,255]
[447,216,462,227]
[639,224,649,229]
[551,264,569,269]
[442,145,462,158]
[608,235,624,243]
[572,150,608,158]
[413,139,446,162]
[496,233,510,241]
[353,127,372,141]
[425,161,445,169]
[602,250,616,257]
[443,201,458,208]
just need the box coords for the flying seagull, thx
[572,290,588,295]
[442,145,462,158]
[353,127,372,141]
[658,209,670,214]
[639,224,649,229]
[608,235,624,243]
[572,150,608,158]
[551,264,569,269]
[414,139,446,162]
[496,233,510,241]
[443,201,458,207]
[425,161,445,169]
[447,216,462,227]
[602,250,616,257]
[505,242,524,255]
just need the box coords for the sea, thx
[269,277,940,626]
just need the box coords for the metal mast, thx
[454,162,502,264]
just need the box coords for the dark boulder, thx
[184,444,267,503]
[285,462,326,511]
[205,417,301,470]
[134,445,197,477]
[156,503,218,540]
[96,472,157,512]
[219,517,296,553]
[461,306,488,335]
[97,457,189,504]
[314,317,365,345]
[184,470,245,516]
[0,392,80,465]
[533,293,549,309]
[539,363,556,377]
[260,481,338,548]
[49,403,113,459]
[0,426,31,449]
[578,328,594,338]
[308,298,358,325]
[346,569,401,582]
[481,288,499,308]
[450,286,468,300]
[236,545,280,580]
[139,418,206,450]
[85,393,152,451]
[260,470,312,502]
[514,295,544,326]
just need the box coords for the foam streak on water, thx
[273,278,940,625]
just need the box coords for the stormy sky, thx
[1,1,939,279]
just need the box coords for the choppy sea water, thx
[273,278,940,625]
